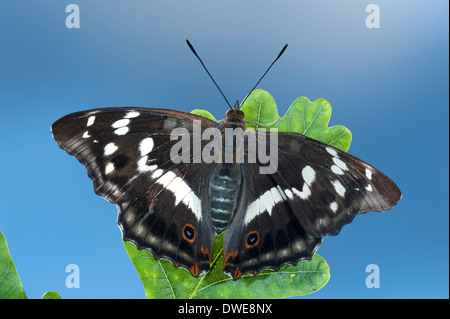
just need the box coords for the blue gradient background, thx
[0,1,448,299]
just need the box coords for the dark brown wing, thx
[223,131,401,279]
[52,107,218,276]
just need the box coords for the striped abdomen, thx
[208,164,242,234]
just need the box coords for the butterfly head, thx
[226,100,244,118]
[222,102,246,130]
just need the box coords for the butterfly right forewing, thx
[274,132,401,238]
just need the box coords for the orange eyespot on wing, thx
[182,224,196,243]
[245,230,259,249]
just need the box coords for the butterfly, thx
[51,42,401,280]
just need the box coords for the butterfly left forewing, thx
[52,107,217,276]
[52,107,216,202]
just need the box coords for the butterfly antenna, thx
[186,39,232,110]
[240,44,288,108]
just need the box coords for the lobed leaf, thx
[240,89,352,151]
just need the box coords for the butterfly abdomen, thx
[209,164,242,234]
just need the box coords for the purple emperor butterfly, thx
[51,41,401,279]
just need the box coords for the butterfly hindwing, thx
[52,107,217,276]
[223,161,322,279]
[223,131,401,279]
[117,160,215,276]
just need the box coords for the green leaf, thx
[239,89,280,130]
[124,234,329,299]
[190,109,217,121]
[0,232,27,299]
[240,89,352,151]
[124,89,352,298]
[41,291,61,299]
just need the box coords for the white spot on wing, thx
[139,137,154,156]
[271,187,285,204]
[151,169,163,179]
[105,162,115,174]
[115,126,129,136]
[302,166,316,185]
[82,131,90,138]
[284,189,294,200]
[137,156,157,173]
[104,143,118,156]
[124,111,140,118]
[333,157,348,171]
[87,116,95,127]
[326,147,338,157]
[244,186,286,225]
[260,190,276,215]
[276,185,287,201]
[112,119,130,128]
[365,184,373,192]
[331,165,344,175]
[332,180,346,197]
[330,201,338,213]
[365,168,373,180]
[244,198,261,226]
[154,170,202,221]
[292,185,311,199]
[285,166,316,200]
